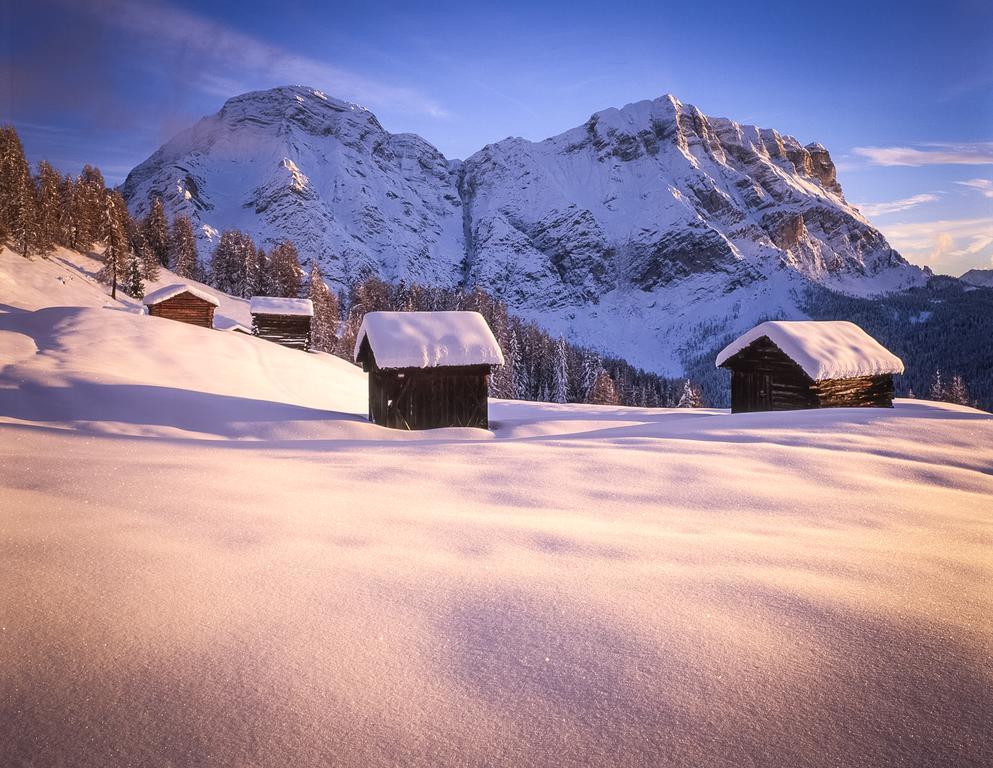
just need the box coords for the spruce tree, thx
[588,370,621,405]
[947,375,970,406]
[58,174,79,250]
[928,369,945,402]
[76,165,106,250]
[143,197,170,267]
[677,379,703,408]
[551,337,569,404]
[34,161,61,256]
[124,249,145,298]
[308,264,340,353]
[96,191,129,299]
[169,215,199,279]
[268,240,303,297]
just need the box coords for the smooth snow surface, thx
[354,310,505,369]
[716,320,905,380]
[143,282,220,306]
[249,296,314,316]
[1,248,991,768]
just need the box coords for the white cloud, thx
[879,216,993,275]
[955,179,993,198]
[84,0,449,119]
[853,143,993,167]
[856,193,940,218]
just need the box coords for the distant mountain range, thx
[960,268,993,288]
[121,85,930,375]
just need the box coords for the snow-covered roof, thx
[354,311,505,369]
[143,283,220,307]
[715,320,904,381]
[249,297,314,317]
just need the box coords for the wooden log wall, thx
[147,294,215,328]
[812,374,895,408]
[368,366,491,430]
[252,314,312,351]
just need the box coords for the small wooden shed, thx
[250,297,314,350]
[716,320,903,413]
[353,311,505,430]
[143,283,219,328]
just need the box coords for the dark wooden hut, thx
[716,320,903,413]
[250,297,314,350]
[353,311,505,430]
[143,284,219,328]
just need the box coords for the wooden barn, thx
[353,311,505,430]
[250,297,314,350]
[716,320,903,413]
[143,283,219,328]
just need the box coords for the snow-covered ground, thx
[1,247,991,767]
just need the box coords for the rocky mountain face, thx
[122,86,926,374]
[960,269,993,288]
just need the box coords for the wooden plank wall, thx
[252,314,312,350]
[368,367,490,430]
[147,294,215,328]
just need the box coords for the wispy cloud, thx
[852,142,993,167]
[74,0,449,119]
[856,193,940,218]
[955,178,993,198]
[879,216,993,275]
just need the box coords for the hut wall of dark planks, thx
[251,314,312,350]
[143,286,218,328]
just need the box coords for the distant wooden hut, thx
[353,311,505,430]
[716,320,903,413]
[143,283,219,328]
[250,297,314,350]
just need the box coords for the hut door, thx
[756,374,772,410]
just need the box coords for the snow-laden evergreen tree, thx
[143,197,170,267]
[268,241,303,297]
[124,249,144,299]
[580,350,603,401]
[127,224,159,282]
[308,264,340,353]
[0,126,38,256]
[928,369,945,402]
[551,336,569,404]
[169,215,200,280]
[76,165,106,250]
[34,161,61,256]
[677,379,703,408]
[97,191,130,299]
[588,370,620,405]
[508,330,529,400]
[210,230,255,296]
[947,375,970,406]
[905,387,916,399]
[57,174,78,249]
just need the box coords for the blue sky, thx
[3,0,991,275]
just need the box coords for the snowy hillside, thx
[960,268,993,287]
[121,87,927,373]
[1,246,991,767]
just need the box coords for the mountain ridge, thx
[121,85,928,374]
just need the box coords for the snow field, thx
[0,246,991,767]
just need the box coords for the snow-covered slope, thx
[121,87,927,374]
[960,268,993,287]
[1,245,991,767]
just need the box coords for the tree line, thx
[1,123,704,408]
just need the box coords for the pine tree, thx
[308,263,340,353]
[0,126,38,256]
[96,191,130,299]
[143,197,170,267]
[169,215,199,279]
[209,230,253,295]
[928,369,945,402]
[677,379,703,408]
[34,161,61,256]
[268,240,303,297]
[128,224,159,282]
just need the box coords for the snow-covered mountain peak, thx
[122,86,926,374]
